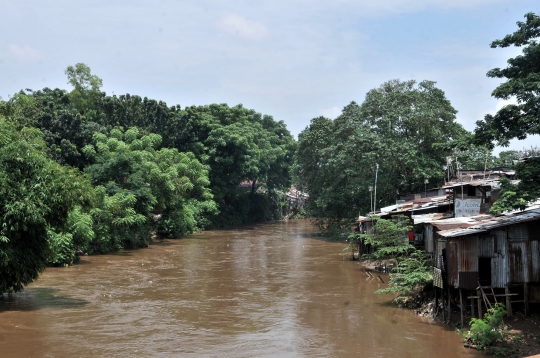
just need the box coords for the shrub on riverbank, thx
[375,250,433,307]
[465,303,507,349]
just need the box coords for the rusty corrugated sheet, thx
[438,209,540,238]
[509,223,529,241]
[447,240,458,288]
[478,234,495,258]
[531,240,540,282]
[459,236,478,272]
[509,242,528,283]
[459,271,479,289]
[491,229,508,288]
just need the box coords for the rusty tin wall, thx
[459,272,479,289]
[507,239,540,284]
[530,240,540,282]
[509,241,528,283]
[508,223,529,240]
[478,234,495,258]
[491,229,508,288]
[447,240,459,287]
[459,235,479,272]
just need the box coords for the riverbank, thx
[358,257,540,357]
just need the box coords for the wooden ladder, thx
[477,281,497,310]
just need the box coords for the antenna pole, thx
[373,163,379,213]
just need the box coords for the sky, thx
[1,0,539,153]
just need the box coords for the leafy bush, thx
[376,250,433,296]
[361,216,414,263]
[46,230,76,266]
[464,303,507,350]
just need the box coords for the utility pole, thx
[373,163,379,213]
[369,186,373,213]
[424,179,429,198]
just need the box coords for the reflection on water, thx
[0,288,88,312]
[0,220,480,357]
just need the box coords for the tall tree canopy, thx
[1,64,296,229]
[474,12,540,147]
[0,119,93,292]
[296,80,466,235]
[473,13,540,213]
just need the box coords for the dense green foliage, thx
[83,127,216,252]
[351,217,433,303]
[464,303,507,350]
[296,80,467,235]
[491,157,540,214]
[375,250,433,296]
[0,119,93,292]
[360,216,414,263]
[474,12,540,148]
[472,12,540,214]
[0,63,295,292]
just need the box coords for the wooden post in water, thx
[459,289,463,329]
[442,287,445,321]
[434,287,438,317]
[447,285,451,322]
[505,285,513,317]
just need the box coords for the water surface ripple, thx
[0,220,480,357]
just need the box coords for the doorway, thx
[478,257,492,286]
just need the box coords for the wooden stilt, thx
[471,293,475,318]
[505,285,513,317]
[447,285,451,322]
[434,287,438,316]
[524,283,529,316]
[442,287,446,321]
[477,289,483,318]
[459,288,464,328]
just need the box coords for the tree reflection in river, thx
[0,220,481,357]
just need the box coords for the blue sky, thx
[1,0,539,153]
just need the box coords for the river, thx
[0,220,480,357]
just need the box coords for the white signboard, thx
[455,199,481,218]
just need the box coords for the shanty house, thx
[433,205,540,316]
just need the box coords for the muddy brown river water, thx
[0,220,481,357]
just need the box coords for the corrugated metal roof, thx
[437,208,540,238]
[412,213,452,224]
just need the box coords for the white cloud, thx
[319,106,342,119]
[216,14,269,41]
[7,44,43,63]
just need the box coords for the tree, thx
[0,88,107,168]
[296,80,466,236]
[0,118,93,292]
[490,157,540,214]
[82,127,216,252]
[474,12,540,147]
[360,216,414,263]
[65,63,103,113]
[375,249,434,306]
[473,13,540,213]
